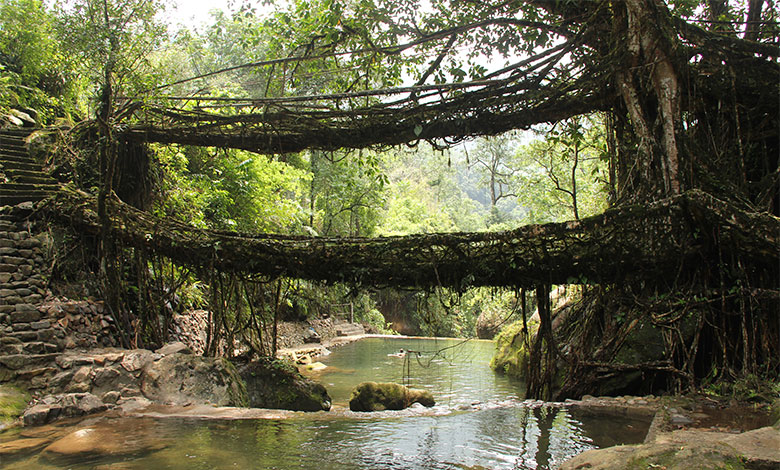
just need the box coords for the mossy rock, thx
[0,384,30,430]
[490,319,538,379]
[348,382,435,412]
[238,358,331,412]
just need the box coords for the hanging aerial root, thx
[32,188,780,290]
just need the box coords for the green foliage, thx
[376,146,483,235]
[0,0,79,121]
[153,145,310,233]
[54,0,169,105]
[515,115,609,223]
[703,374,780,403]
[308,150,386,236]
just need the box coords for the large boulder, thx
[141,354,248,407]
[476,309,503,339]
[238,358,331,412]
[490,320,537,378]
[348,382,435,412]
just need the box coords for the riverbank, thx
[561,394,780,470]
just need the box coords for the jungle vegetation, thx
[0,0,777,399]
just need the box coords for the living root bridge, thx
[41,189,779,289]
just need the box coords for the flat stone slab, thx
[128,403,297,421]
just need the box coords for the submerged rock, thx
[141,354,248,407]
[348,382,435,412]
[238,358,331,412]
[40,419,167,462]
[0,436,49,457]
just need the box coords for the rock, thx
[8,108,36,126]
[40,420,167,462]
[12,304,41,323]
[141,354,248,407]
[490,320,537,378]
[669,413,694,426]
[71,366,92,384]
[476,308,503,339]
[561,425,780,470]
[0,437,50,456]
[348,382,435,412]
[30,320,50,330]
[302,328,321,344]
[120,350,156,372]
[0,384,30,430]
[238,358,331,412]
[22,393,108,426]
[155,341,192,356]
[722,426,780,468]
[101,391,121,404]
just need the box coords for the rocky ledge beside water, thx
[0,341,332,432]
[561,395,780,470]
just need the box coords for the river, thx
[0,337,651,469]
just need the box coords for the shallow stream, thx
[0,337,651,469]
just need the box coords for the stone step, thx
[0,191,53,205]
[0,160,40,172]
[0,153,36,164]
[0,140,28,151]
[0,144,28,154]
[0,182,59,192]
[335,323,364,337]
[3,172,57,185]
[0,129,36,138]
[0,353,60,370]
[0,148,30,158]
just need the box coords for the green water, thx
[0,337,651,469]
[308,336,523,407]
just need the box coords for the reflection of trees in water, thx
[505,406,596,470]
[416,425,440,468]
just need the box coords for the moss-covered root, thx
[0,384,30,431]
[348,382,435,412]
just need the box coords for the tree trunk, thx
[617,0,683,200]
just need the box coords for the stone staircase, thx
[0,128,59,206]
[0,210,65,391]
[335,321,364,337]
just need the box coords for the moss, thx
[490,319,538,379]
[348,382,434,411]
[219,358,249,407]
[238,359,331,411]
[0,384,30,428]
